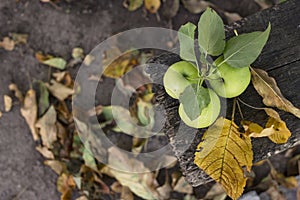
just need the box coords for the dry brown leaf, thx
[121,186,134,200]
[36,146,55,159]
[204,183,226,199]
[181,0,212,14]
[83,54,95,66]
[224,12,242,24]
[111,181,122,193]
[46,80,74,101]
[35,106,57,148]
[44,160,66,175]
[195,117,253,200]
[10,33,28,44]
[75,196,88,200]
[101,146,160,199]
[4,95,12,112]
[251,67,300,118]
[0,37,15,51]
[144,0,161,13]
[9,83,24,102]
[52,71,67,82]
[57,173,75,200]
[21,89,38,140]
[173,176,193,194]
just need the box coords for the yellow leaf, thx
[144,0,161,13]
[4,95,12,112]
[35,106,57,148]
[194,117,253,200]
[251,67,300,118]
[245,108,291,144]
[103,49,139,79]
[21,89,39,140]
[44,160,66,175]
[241,120,263,136]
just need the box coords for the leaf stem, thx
[237,98,265,110]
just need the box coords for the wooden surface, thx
[145,0,300,187]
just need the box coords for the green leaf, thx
[42,57,67,69]
[83,142,97,171]
[178,22,197,62]
[223,23,271,68]
[127,0,143,11]
[198,8,225,56]
[179,84,210,120]
[36,81,49,116]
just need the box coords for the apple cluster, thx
[163,8,270,129]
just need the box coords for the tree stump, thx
[145,0,300,187]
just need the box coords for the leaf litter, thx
[14,43,299,200]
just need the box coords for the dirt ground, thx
[0,0,283,199]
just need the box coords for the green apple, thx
[163,61,199,99]
[178,88,220,128]
[209,56,251,98]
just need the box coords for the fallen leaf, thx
[52,71,67,82]
[173,176,193,194]
[57,173,75,200]
[0,37,15,51]
[161,0,180,19]
[123,0,144,11]
[72,47,84,59]
[36,146,55,159]
[242,109,291,144]
[194,117,253,200]
[35,52,52,62]
[181,0,212,14]
[75,196,88,200]
[35,81,50,116]
[263,108,291,144]
[4,95,12,112]
[9,83,23,102]
[157,174,172,199]
[224,12,242,24]
[83,54,95,66]
[35,106,57,149]
[43,57,67,70]
[10,33,28,44]
[101,146,160,199]
[0,111,2,118]
[82,142,98,171]
[241,120,264,136]
[144,0,161,13]
[45,160,66,175]
[102,49,139,79]
[111,181,122,193]
[204,183,226,199]
[21,89,38,140]
[121,186,134,200]
[46,80,74,101]
[251,67,300,118]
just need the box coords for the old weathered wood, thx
[145,0,300,187]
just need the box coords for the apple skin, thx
[209,56,251,98]
[163,61,199,99]
[178,88,220,128]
